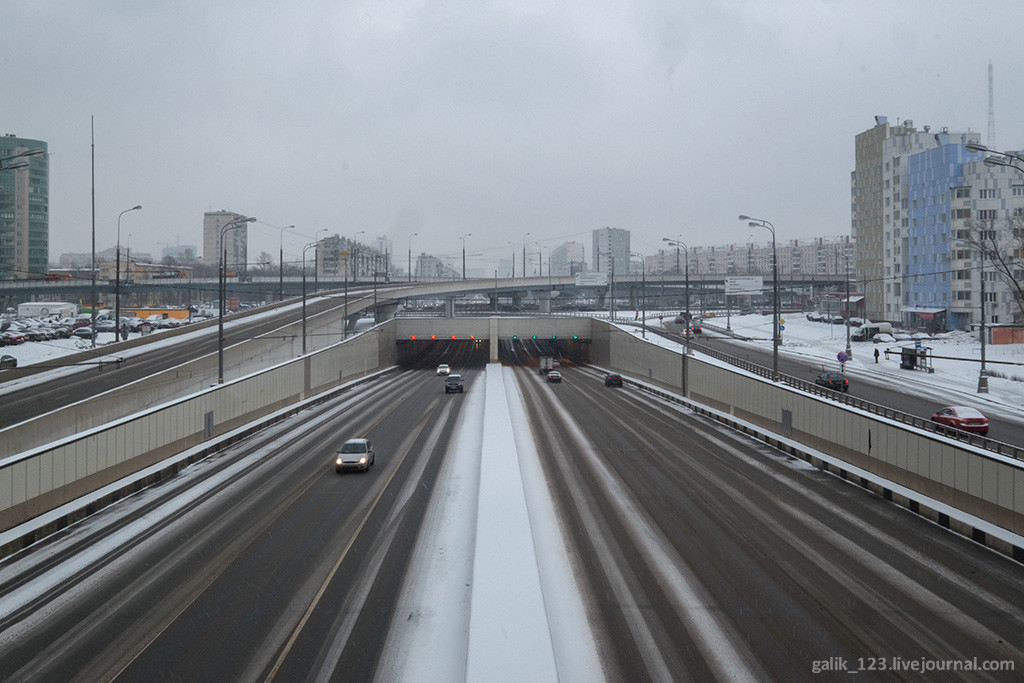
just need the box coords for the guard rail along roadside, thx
[594,319,1023,562]
[1,316,1022,565]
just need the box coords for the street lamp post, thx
[115,205,142,341]
[301,239,321,355]
[460,233,472,280]
[0,148,44,171]
[218,215,256,384]
[313,228,327,293]
[740,215,780,380]
[279,224,294,300]
[408,232,418,282]
[663,238,692,352]
[844,252,853,360]
[344,230,365,339]
[979,249,989,393]
[522,232,531,279]
[630,252,647,338]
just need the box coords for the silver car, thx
[335,438,375,473]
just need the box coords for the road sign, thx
[779,325,785,331]
[837,351,848,363]
[725,276,763,295]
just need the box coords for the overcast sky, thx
[5,0,1023,272]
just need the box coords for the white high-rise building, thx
[203,210,249,273]
[592,227,629,275]
[550,241,585,276]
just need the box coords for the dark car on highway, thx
[815,371,849,392]
[604,373,623,387]
[444,374,464,393]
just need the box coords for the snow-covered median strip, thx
[380,364,601,682]
[466,365,558,681]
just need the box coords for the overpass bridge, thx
[2,273,851,315]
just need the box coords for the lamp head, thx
[738,215,750,221]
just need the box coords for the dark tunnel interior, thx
[396,338,591,371]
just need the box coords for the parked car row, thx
[0,317,76,345]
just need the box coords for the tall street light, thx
[663,238,692,352]
[740,215,780,381]
[313,228,327,293]
[218,215,256,383]
[408,232,418,282]
[0,148,45,171]
[278,224,294,300]
[302,239,322,355]
[630,252,647,338]
[965,142,1024,168]
[345,230,365,339]
[522,232,531,278]
[115,205,142,340]
[460,233,471,280]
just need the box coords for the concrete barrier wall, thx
[593,320,1024,545]
[2,316,1021,553]
[0,300,372,460]
[0,320,394,532]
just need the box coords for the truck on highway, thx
[538,356,555,375]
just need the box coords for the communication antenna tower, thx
[988,61,996,149]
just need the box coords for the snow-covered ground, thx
[5,308,1023,422]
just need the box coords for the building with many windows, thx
[851,117,981,323]
[853,116,1024,331]
[0,134,48,280]
[904,142,1023,330]
[549,241,585,276]
[203,210,249,274]
[592,227,629,275]
[317,234,387,280]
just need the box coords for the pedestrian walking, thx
[874,348,880,363]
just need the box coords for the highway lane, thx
[663,321,1024,447]
[1,360,1021,680]
[0,364,480,681]
[513,365,1024,679]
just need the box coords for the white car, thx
[436,364,450,375]
[335,438,375,473]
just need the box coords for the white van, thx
[852,322,893,341]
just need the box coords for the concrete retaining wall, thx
[1,316,1020,560]
[0,320,395,533]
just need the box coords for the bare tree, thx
[961,217,1024,322]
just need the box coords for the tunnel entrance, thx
[396,337,591,371]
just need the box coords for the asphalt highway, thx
[1,358,1021,680]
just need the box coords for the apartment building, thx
[0,134,48,280]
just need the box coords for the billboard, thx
[574,272,609,287]
[725,276,763,295]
